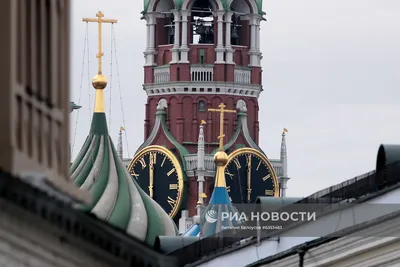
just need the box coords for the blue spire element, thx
[200,151,242,237]
[182,223,200,237]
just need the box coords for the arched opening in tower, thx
[230,0,252,46]
[155,0,175,46]
[190,0,215,44]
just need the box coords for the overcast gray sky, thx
[69,0,400,198]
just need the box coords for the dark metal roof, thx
[248,205,400,267]
[171,160,400,266]
[0,169,178,267]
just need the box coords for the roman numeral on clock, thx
[256,161,262,171]
[169,184,178,190]
[138,157,146,169]
[263,174,271,181]
[161,156,167,167]
[167,196,177,208]
[233,158,241,169]
[130,170,139,179]
[150,152,157,164]
[265,190,274,196]
[225,169,234,178]
[226,186,231,192]
[167,168,176,176]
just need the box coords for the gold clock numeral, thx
[150,152,157,164]
[263,174,271,181]
[167,168,176,176]
[225,169,234,178]
[265,190,274,196]
[227,186,231,192]
[169,184,178,190]
[167,196,177,208]
[233,158,241,169]
[161,156,167,167]
[256,161,262,171]
[246,154,252,166]
[138,157,146,169]
[130,170,139,179]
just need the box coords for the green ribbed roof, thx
[70,111,178,246]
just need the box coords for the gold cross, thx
[208,103,236,151]
[82,11,117,74]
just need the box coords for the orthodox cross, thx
[208,103,236,151]
[82,11,117,74]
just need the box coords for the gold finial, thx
[208,103,236,187]
[200,120,207,125]
[283,128,288,135]
[200,192,207,198]
[83,11,117,112]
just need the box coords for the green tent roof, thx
[70,107,178,246]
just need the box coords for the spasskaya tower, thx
[127,0,289,231]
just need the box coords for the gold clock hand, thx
[247,155,252,202]
[149,156,154,199]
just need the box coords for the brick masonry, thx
[144,95,259,154]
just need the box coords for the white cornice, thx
[143,82,262,98]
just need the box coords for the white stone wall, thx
[0,200,124,267]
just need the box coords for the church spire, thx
[281,128,288,177]
[196,120,207,216]
[117,127,125,160]
[279,128,290,197]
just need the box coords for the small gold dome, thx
[92,74,107,89]
[214,151,228,166]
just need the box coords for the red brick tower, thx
[130,0,269,222]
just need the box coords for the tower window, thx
[191,1,214,44]
[198,101,206,112]
[200,49,205,64]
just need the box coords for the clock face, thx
[224,148,279,204]
[127,146,184,218]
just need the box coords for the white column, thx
[214,11,225,64]
[170,10,180,63]
[249,19,256,50]
[255,24,260,51]
[144,13,157,66]
[179,10,190,63]
[225,12,234,64]
[255,17,262,66]
[248,15,258,66]
[146,24,150,49]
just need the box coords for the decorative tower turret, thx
[196,120,207,214]
[279,128,290,197]
[130,0,289,225]
[117,127,125,160]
